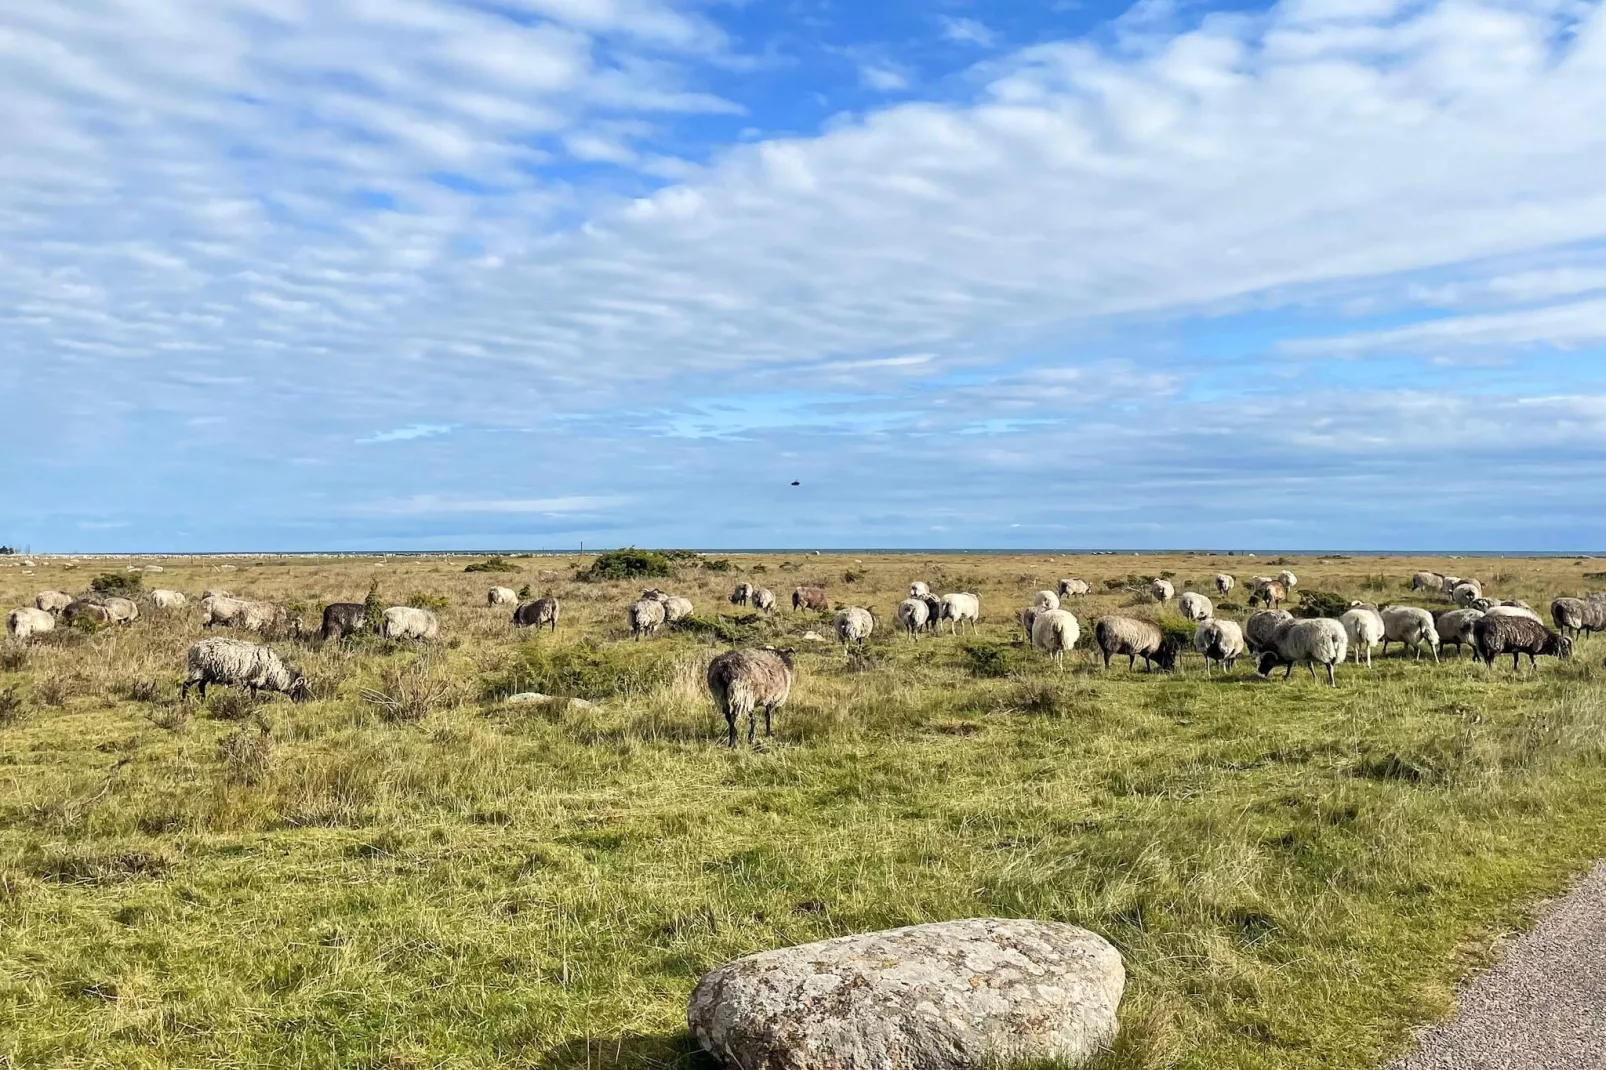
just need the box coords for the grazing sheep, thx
[202,588,232,600]
[381,606,439,641]
[1451,581,1483,607]
[1150,579,1175,604]
[1442,576,1464,596]
[1215,574,1235,598]
[1469,597,1498,612]
[1435,608,1485,657]
[1277,570,1298,589]
[662,596,694,623]
[629,598,667,639]
[1031,609,1080,667]
[938,593,981,635]
[835,606,875,649]
[909,581,931,598]
[730,583,753,606]
[1257,618,1348,687]
[1472,615,1573,669]
[513,597,561,631]
[181,637,309,702]
[487,587,517,607]
[917,593,943,633]
[6,607,54,641]
[896,597,931,639]
[1250,575,1276,589]
[1484,605,1543,624]
[1193,619,1245,674]
[101,597,140,624]
[1412,571,1447,593]
[1381,606,1441,661]
[1245,610,1295,654]
[707,647,794,747]
[791,586,827,612]
[1340,607,1385,668]
[151,589,187,610]
[1178,592,1213,622]
[1249,581,1288,609]
[320,602,367,641]
[35,590,72,615]
[62,600,112,626]
[751,588,776,613]
[1058,579,1090,597]
[1019,606,1040,644]
[1093,616,1181,672]
[1032,590,1061,612]
[1551,597,1606,637]
[202,595,289,634]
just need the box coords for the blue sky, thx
[5,0,1606,552]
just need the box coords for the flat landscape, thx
[3,551,1605,1069]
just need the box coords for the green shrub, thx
[362,656,457,723]
[750,564,767,573]
[405,592,451,611]
[843,570,864,584]
[362,580,386,635]
[517,584,533,600]
[0,545,15,555]
[960,641,1034,679]
[1154,616,1198,645]
[0,687,29,728]
[672,614,772,645]
[1291,589,1350,619]
[89,572,141,596]
[488,639,669,702]
[575,548,677,583]
[702,558,734,573]
[463,556,518,574]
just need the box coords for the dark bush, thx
[672,614,773,645]
[960,641,1034,679]
[1291,589,1350,619]
[362,580,387,635]
[517,584,533,600]
[575,548,677,583]
[89,573,141,596]
[702,558,734,573]
[843,570,864,584]
[487,639,669,701]
[405,591,450,611]
[463,556,518,574]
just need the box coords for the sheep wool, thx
[1058,578,1091,597]
[151,589,188,610]
[513,598,560,631]
[182,637,309,702]
[751,588,776,613]
[938,593,981,634]
[1257,618,1348,687]
[1032,590,1061,612]
[1245,610,1295,654]
[835,606,875,648]
[896,597,931,638]
[381,606,439,641]
[1473,615,1573,670]
[630,598,667,639]
[35,590,72,614]
[1178,592,1213,622]
[707,648,794,747]
[1435,608,1485,657]
[1381,606,1441,661]
[1094,616,1180,672]
[1340,608,1385,668]
[1193,619,1245,674]
[487,587,517,607]
[1215,574,1235,597]
[6,607,55,641]
[1031,609,1080,666]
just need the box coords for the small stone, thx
[802,631,825,642]
[688,917,1123,1070]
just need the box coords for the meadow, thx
[2,550,1606,1069]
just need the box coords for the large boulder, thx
[687,917,1123,1070]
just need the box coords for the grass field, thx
[3,551,1606,1069]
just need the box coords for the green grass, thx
[1,553,1605,1068]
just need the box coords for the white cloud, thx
[1283,297,1606,356]
[358,424,457,443]
[940,16,997,47]
[859,64,910,91]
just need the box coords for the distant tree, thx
[0,546,15,556]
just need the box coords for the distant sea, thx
[24,548,1604,558]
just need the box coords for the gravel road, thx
[1391,861,1606,1069]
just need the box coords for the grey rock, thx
[505,692,595,708]
[688,917,1123,1070]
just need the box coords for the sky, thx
[4,0,1606,553]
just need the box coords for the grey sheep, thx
[630,598,667,639]
[1257,618,1348,687]
[751,588,776,613]
[202,595,291,634]
[1150,579,1175,604]
[1381,606,1440,661]
[487,587,517,607]
[1411,571,1446,593]
[35,590,72,614]
[792,586,828,612]
[1178,592,1213,622]
[1094,616,1181,672]
[835,606,875,649]
[382,606,439,641]
[1451,581,1483,607]
[896,597,930,639]
[1472,615,1573,670]
[1019,606,1040,644]
[182,637,309,702]
[320,602,367,641]
[1031,609,1080,667]
[707,647,794,747]
[1277,570,1298,589]
[513,597,560,631]
[1484,605,1543,624]
[1551,597,1606,637]
[6,607,55,641]
[663,595,694,623]
[1193,619,1245,674]
[1435,608,1485,657]
[730,583,753,606]
[63,600,112,626]
[1245,610,1295,654]
[151,589,188,610]
[1058,578,1091,597]
[1340,607,1384,667]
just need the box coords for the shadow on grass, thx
[538,1032,710,1070]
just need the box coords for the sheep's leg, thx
[1127,654,1136,671]
[1326,662,1337,688]
[1283,663,1294,680]
[764,705,773,737]
[1512,652,1520,670]
[1308,663,1318,682]
[748,709,758,745]
[726,712,737,748]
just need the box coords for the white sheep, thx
[1193,619,1245,674]
[1411,571,1446,593]
[752,588,776,613]
[1381,606,1440,661]
[1150,579,1175,603]
[629,599,666,639]
[1178,592,1213,622]
[6,606,55,641]
[1215,574,1235,598]
[1257,618,1347,687]
[1340,607,1385,668]
[663,596,695,622]
[896,597,930,639]
[182,637,309,702]
[151,589,188,610]
[1057,579,1090,597]
[1451,581,1483,607]
[35,590,72,615]
[102,597,140,624]
[487,587,517,607]
[938,593,980,635]
[1277,570,1298,589]
[1032,590,1061,612]
[835,606,875,649]
[1435,608,1485,657]
[202,595,286,634]
[1031,609,1080,667]
[381,606,439,641]
[909,581,931,598]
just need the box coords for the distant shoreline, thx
[6,549,1602,559]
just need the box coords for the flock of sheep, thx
[4,565,1597,748]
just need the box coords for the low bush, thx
[1292,589,1350,619]
[463,556,518,574]
[204,689,258,722]
[89,572,142,596]
[363,657,458,723]
[487,639,669,701]
[959,641,1034,679]
[576,548,678,583]
[702,558,734,573]
[671,614,773,645]
[218,718,273,785]
[0,687,29,728]
[405,591,451,611]
[0,647,27,673]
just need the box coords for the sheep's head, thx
[1255,651,1281,679]
[1155,635,1183,672]
[773,647,796,668]
[288,675,311,703]
[1553,634,1576,659]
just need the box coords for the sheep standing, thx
[707,648,794,747]
[1551,597,1606,637]
[1277,570,1298,589]
[101,597,140,624]
[730,583,753,607]
[751,588,776,614]
[918,593,943,633]
[792,586,827,613]
[1484,605,1543,624]
[1472,616,1573,669]
[381,606,439,641]
[1435,608,1485,657]
[1257,618,1348,687]
[202,596,288,634]
[1193,619,1245,674]
[1031,609,1080,667]
[1250,581,1288,609]
[1215,574,1235,598]
[896,598,930,639]
[1451,581,1483,608]
[1150,579,1175,604]
[662,596,694,623]
[35,590,72,615]
[938,593,981,635]
[1058,578,1090,597]
[6,607,55,641]
[513,597,560,631]
[487,587,517,608]
[1245,610,1295,654]
[909,581,931,599]
[1019,606,1040,644]
[151,589,188,611]
[1412,571,1447,593]
[1093,617,1181,672]
[1032,590,1061,612]
[629,599,666,639]
[1178,592,1213,622]
[835,607,875,650]
[1340,607,1385,668]
[320,602,367,641]
[182,637,309,702]
[1381,607,1440,661]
